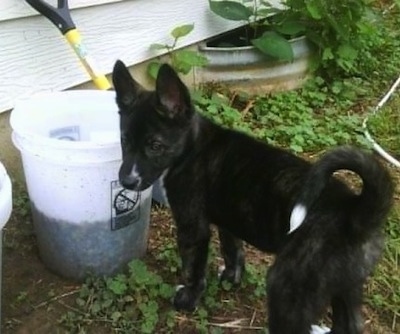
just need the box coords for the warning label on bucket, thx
[111,180,141,231]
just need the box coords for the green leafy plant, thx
[194,75,368,153]
[147,24,208,79]
[285,0,381,77]
[242,263,267,299]
[208,0,300,61]
[155,240,181,274]
[60,259,175,333]
[192,90,250,132]
[208,0,380,77]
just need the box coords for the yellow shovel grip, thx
[65,29,111,90]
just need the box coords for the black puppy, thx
[112,60,394,334]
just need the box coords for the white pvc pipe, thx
[363,75,400,168]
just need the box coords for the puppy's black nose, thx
[119,174,140,190]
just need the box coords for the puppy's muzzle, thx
[119,174,140,190]
[119,163,142,190]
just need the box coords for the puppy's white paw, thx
[310,324,330,334]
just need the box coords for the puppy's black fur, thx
[112,60,394,334]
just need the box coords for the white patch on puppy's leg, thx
[289,204,307,234]
[234,262,243,283]
[158,169,170,206]
[310,324,330,334]
[217,265,225,279]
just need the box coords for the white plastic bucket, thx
[10,90,152,281]
[0,162,12,231]
[0,161,12,328]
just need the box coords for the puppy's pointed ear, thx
[156,64,192,119]
[112,60,143,110]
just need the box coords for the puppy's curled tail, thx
[289,146,394,238]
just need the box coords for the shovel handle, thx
[25,0,111,90]
[64,29,111,90]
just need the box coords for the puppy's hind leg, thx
[267,288,315,334]
[266,261,325,334]
[330,286,364,334]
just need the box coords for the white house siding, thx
[0,0,123,22]
[0,0,249,113]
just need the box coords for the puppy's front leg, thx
[173,221,211,312]
[218,227,245,285]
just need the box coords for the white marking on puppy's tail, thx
[310,324,330,334]
[175,284,185,292]
[289,204,307,234]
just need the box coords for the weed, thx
[60,260,175,333]
[16,291,28,303]
[194,76,369,153]
[147,24,208,79]
[242,263,267,299]
[11,184,30,219]
[3,182,34,252]
[155,240,180,274]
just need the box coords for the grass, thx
[367,94,400,157]
[366,209,400,330]
[366,66,400,327]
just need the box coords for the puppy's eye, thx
[150,141,163,152]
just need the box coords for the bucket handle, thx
[25,0,111,90]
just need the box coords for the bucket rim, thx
[11,130,121,150]
[10,90,120,150]
[11,132,122,165]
